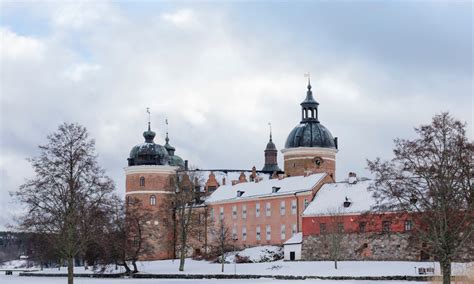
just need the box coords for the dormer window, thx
[272,186,281,193]
[237,190,245,197]
[343,197,352,208]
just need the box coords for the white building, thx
[283,232,302,261]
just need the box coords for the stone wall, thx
[301,232,473,262]
[301,232,422,261]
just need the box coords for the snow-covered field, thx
[4,259,472,277]
[0,274,430,284]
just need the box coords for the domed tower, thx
[262,126,281,173]
[164,132,185,168]
[281,79,338,179]
[125,119,177,260]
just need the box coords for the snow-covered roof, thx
[206,173,327,203]
[302,179,377,216]
[284,232,302,245]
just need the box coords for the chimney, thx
[238,171,248,183]
[348,172,357,184]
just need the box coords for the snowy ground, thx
[0,274,430,284]
[6,259,472,277]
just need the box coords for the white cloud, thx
[62,63,101,82]
[51,1,119,30]
[161,9,197,28]
[0,27,44,60]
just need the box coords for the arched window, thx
[140,177,145,187]
[150,195,156,206]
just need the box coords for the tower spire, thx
[165,118,169,144]
[268,122,272,142]
[305,72,311,90]
[146,107,151,131]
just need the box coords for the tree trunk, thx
[132,260,138,274]
[179,246,186,271]
[67,257,74,284]
[221,254,224,272]
[440,259,451,284]
[334,259,338,270]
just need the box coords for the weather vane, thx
[268,122,272,141]
[304,72,311,85]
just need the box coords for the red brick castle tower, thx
[124,118,185,260]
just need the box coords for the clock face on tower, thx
[314,157,323,167]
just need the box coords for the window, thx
[266,202,271,217]
[210,208,215,221]
[359,222,367,233]
[404,220,413,232]
[266,225,271,240]
[304,198,309,209]
[207,186,217,193]
[150,195,156,206]
[242,226,247,241]
[382,221,391,232]
[256,203,260,217]
[292,224,297,235]
[281,224,286,240]
[337,222,344,233]
[291,200,297,215]
[242,204,247,219]
[140,177,145,187]
[126,196,131,205]
[256,226,261,240]
[320,223,326,234]
[232,205,237,219]
[232,224,237,240]
[220,207,224,220]
[280,200,286,216]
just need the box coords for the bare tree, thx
[321,208,345,269]
[104,196,158,274]
[367,113,473,284]
[173,170,204,271]
[209,219,234,272]
[14,123,115,284]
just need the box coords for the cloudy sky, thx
[0,1,472,229]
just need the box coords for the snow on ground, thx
[0,259,29,269]
[226,245,283,263]
[14,259,473,277]
[0,274,430,284]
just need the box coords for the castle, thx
[124,81,471,262]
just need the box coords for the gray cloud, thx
[0,2,472,230]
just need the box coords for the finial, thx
[304,72,311,90]
[146,107,151,131]
[165,118,169,143]
[268,122,272,142]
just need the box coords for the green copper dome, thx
[128,123,169,166]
